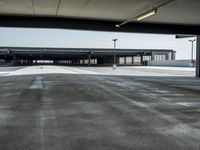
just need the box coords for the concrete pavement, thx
[0,66,199,150]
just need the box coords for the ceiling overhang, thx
[0,0,199,35]
[0,15,199,35]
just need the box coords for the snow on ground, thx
[8,65,100,76]
[0,72,12,76]
[60,66,101,75]
[74,66,195,77]
[0,67,23,76]
[9,66,76,76]
[0,65,195,76]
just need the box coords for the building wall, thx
[151,51,176,61]
[147,60,193,67]
[0,48,176,66]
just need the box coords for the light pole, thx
[112,38,118,70]
[189,39,196,66]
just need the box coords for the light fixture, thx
[136,8,157,21]
[115,8,157,27]
[115,0,175,27]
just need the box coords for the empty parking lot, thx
[0,66,199,150]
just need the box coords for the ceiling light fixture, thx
[136,8,157,21]
[115,0,175,28]
[115,8,157,28]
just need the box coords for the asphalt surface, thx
[0,66,200,150]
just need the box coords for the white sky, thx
[0,27,196,60]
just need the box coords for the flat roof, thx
[0,47,175,53]
[0,47,175,60]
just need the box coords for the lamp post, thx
[189,39,196,66]
[112,38,118,70]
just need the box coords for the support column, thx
[141,55,143,65]
[171,52,176,60]
[196,36,200,78]
[88,55,91,66]
[151,52,154,61]
[132,56,134,64]
[124,57,126,64]
[165,53,169,60]
[13,55,17,65]
[78,57,80,65]
[83,59,85,65]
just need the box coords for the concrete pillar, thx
[78,58,80,65]
[141,55,143,65]
[132,57,134,64]
[151,52,154,61]
[166,53,169,60]
[12,55,17,65]
[88,55,91,66]
[124,57,126,64]
[83,59,85,65]
[97,58,100,64]
[196,36,200,78]
[172,52,176,60]
[74,59,77,65]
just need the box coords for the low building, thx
[0,47,176,66]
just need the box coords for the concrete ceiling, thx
[0,0,200,25]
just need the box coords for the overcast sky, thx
[0,27,196,60]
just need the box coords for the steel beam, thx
[0,15,200,34]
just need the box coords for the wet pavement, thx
[0,66,199,150]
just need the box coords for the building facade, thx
[0,47,176,66]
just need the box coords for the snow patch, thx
[9,66,77,76]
